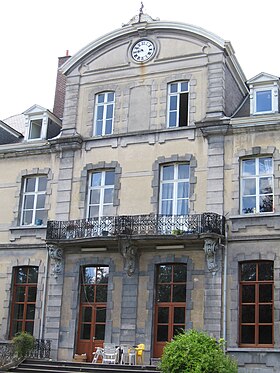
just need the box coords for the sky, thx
[0,0,279,120]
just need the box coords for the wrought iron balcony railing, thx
[47,213,225,241]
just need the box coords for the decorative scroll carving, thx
[48,245,63,278]
[203,238,219,275]
[120,238,138,276]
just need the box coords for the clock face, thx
[131,39,155,62]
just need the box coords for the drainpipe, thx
[222,224,228,348]
[39,247,49,340]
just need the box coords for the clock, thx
[131,39,155,62]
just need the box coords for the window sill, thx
[228,348,280,353]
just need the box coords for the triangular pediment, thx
[23,104,47,116]
[247,72,279,85]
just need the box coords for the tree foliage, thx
[159,329,237,373]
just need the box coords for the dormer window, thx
[23,104,61,142]
[248,73,280,116]
[28,118,43,140]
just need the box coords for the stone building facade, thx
[0,10,280,372]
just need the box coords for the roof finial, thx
[139,2,144,22]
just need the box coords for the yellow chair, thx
[135,343,145,365]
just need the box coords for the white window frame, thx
[20,176,47,226]
[167,82,189,128]
[240,157,274,215]
[87,170,115,218]
[159,163,190,216]
[251,84,279,115]
[93,92,115,136]
[28,117,43,140]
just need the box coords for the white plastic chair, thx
[92,347,103,363]
[102,344,117,364]
[120,345,130,364]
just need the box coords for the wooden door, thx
[76,266,108,361]
[153,264,187,358]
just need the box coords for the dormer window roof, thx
[247,73,280,115]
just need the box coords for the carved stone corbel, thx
[203,238,219,275]
[120,238,138,276]
[47,244,64,278]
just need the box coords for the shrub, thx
[159,329,237,373]
[12,331,35,359]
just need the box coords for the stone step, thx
[8,359,159,373]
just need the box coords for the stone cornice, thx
[196,117,230,137]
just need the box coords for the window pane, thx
[172,284,186,302]
[173,325,184,336]
[90,190,100,204]
[95,121,103,136]
[170,83,178,93]
[241,305,255,323]
[242,197,256,214]
[180,82,188,92]
[97,106,104,121]
[27,287,37,302]
[169,96,177,111]
[242,179,256,196]
[259,305,272,323]
[36,194,45,209]
[259,325,272,344]
[258,262,273,281]
[106,104,113,119]
[96,267,109,284]
[158,265,172,283]
[83,267,96,284]
[95,324,105,340]
[12,321,22,335]
[241,263,257,281]
[161,201,172,215]
[241,325,255,344]
[88,206,99,218]
[105,120,112,134]
[259,195,273,212]
[81,307,92,322]
[162,184,173,199]
[173,265,187,282]
[259,177,273,194]
[241,285,255,303]
[16,268,28,283]
[259,158,272,174]
[169,112,177,127]
[14,304,24,319]
[91,173,102,187]
[38,177,47,191]
[177,199,188,215]
[97,94,105,103]
[24,195,34,209]
[15,287,25,302]
[80,287,94,303]
[81,323,91,340]
[105,171,115,185]
[174,307,185,323]
[157,285,171,302]
[259,284,272,302]
[107,92,115,102]
[178,164,189,179]
[25,322,34,335]
[256,90,272,112]
[157,325,168,342]
[158,307,169,323]
[27,267,38,283]
[178,182,189,198]
[96,286,107,302]
[26,304,36,320]
[162,166,174,180]
[104,189,113,204]
[96,308,106,322]
[242,159,255,176]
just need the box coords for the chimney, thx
[53,51,71,119]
